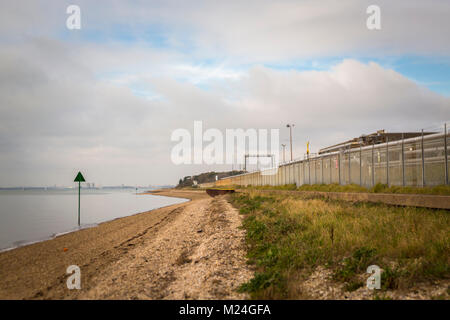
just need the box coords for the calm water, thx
[0,189,188,251]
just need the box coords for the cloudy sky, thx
[1,0,449,187]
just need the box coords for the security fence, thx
[216,124,449,188]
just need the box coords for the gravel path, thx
[80,196,252,299]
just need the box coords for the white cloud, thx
[0,2,449,186]
[2,1,450,60]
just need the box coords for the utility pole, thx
[286,124,294,161]
[281,144,286,163]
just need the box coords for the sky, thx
[0,0,449,187]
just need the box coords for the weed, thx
[231,191,449,299]
[381,266,402,290]
[334,247,377,282]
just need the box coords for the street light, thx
[286,124,295,161]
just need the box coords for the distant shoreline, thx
[0,189,205,299]
[0,190,189,254]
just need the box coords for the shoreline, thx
[0,189,208,299]
[0,190,191,254]
[0,223,99,254]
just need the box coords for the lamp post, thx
[286,124,294,161]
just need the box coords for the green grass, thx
[230,191,450,299]
[333,247,377,282]
[242,183,450,195]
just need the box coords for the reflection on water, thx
[0,189,187,251]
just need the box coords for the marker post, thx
[74,172,86,226]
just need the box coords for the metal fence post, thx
[292,164,295,184]
[445,123,448,185]
[315,160,317,184]
[359,145,362,186]
[421,129,425,187]
[338,153,341,185]
[308,157,311,184]
[401,133,405,187]
[371,143,375,187]
[289,163,294,184]
[386,136,389,187]
[321,157,324,184]
[330,156,332,183]
[348,149,351,185]
[303,160,305,185]
[304,160,306,185]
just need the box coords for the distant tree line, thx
[177,170,245,188]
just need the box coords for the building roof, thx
[318,130,436,154]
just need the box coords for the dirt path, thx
[0,190,252,300]
[79,196,252,299]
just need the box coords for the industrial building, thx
[319,130,435,154]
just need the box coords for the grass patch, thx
[333,247,377,282]
[242,183,450,196]
[230,192,450,299]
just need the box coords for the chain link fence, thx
[217,123,449,188]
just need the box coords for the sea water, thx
[0,188,187,251]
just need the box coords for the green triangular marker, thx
[74,171,85,226]
[74,171,85,182]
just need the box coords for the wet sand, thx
[0,189,252,299]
